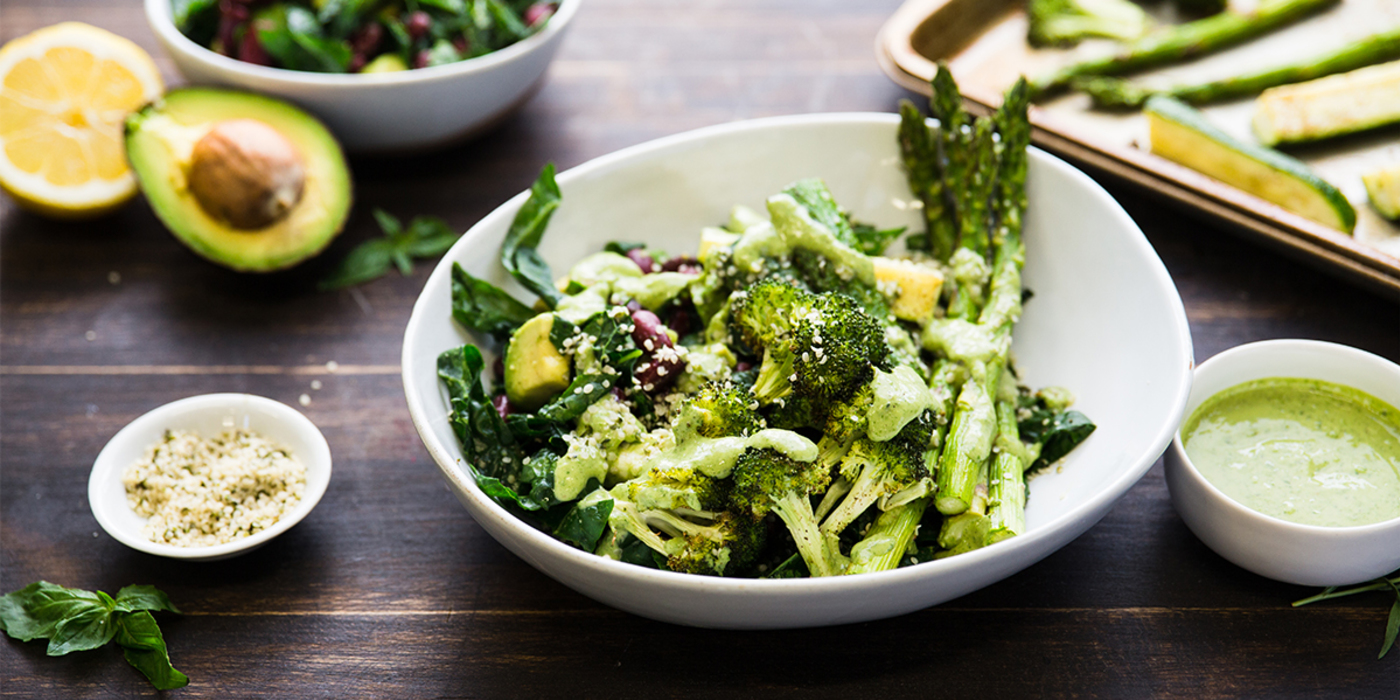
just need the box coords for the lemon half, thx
[0,22,163,218]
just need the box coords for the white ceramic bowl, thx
[89,393,332,562]
[1165,340,1400,587]
[401,113,1194,629]
[144,0,580,152]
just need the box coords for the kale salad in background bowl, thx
[147,0,580,151]
[401,74,1194,629]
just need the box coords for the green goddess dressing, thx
[1182,377,1400,528]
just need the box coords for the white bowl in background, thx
[1165,339,1400,587]
[401,113,1194,629]
[144,0,580,152]
[89,393,332,562]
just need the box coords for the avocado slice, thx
[125,88,352,272]
[505,313,572,411]
[1145,96,1356,233]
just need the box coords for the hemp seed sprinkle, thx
[122,429,306,547]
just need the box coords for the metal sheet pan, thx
[877,0,1400,300]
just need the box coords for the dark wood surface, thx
[3,1,1399,697]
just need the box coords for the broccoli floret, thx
[691,381,764,438]
[1027,0,1151,48]
[818,412,935,540]
[747,291,888,406]
[823,382,875,445]
[729,276,807,352]
[730,448,847,577]
[598,488,760,576]
[791,248,892,324]
[618,465,729,513]
[657,510,766,576]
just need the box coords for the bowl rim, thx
[88,392,333,560]
[144,0,580,87]
[1171,338,1400,535]
[401,111,1194,594]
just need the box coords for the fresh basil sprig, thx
[1293,573,1400,659]
[319,209,462,290]
[0,581,187,690]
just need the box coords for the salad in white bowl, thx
[402,70,1192,628]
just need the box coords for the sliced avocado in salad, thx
[504,312,571,412]
[437,70,1096,579]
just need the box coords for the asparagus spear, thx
[1077,28,1400,109]
[986,393,1029,542]
[1029,0,1341,98]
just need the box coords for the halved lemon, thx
[0,22,163,219]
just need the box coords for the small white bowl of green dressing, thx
[1165,339,1400,587]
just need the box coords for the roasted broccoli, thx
[1027,0,1151,48]
[730,448,846,577]
[690,381,764,438]
[818,412,935,540]
[736,285,888,405]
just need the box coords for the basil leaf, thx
[1382,581,1400,659]
[501,164,564,308]
[0,581,108,644]
[113,585,181,615]
[48,598,118,656]
[115,611,189,691]
[318,238,394,290]
[405,217,461,257]
[555,498,613,550]
[451,263,535,341]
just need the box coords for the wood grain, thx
[3,1,1399,698]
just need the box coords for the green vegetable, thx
[500,163,564,308]
[319,209,461,290]
[255,4,353,73]
[1293,573,1400,659]
[0,582,187,690]
[1077,29,1400,109]
[1030,0,1341,97]
[450,263,536,341]
[1364,164,1400,220]
[434,68,1097,578]
[1253,60,1400,146]
[173,0,220,46]
[1144,96,1357,232]
[1026,0,1152,48]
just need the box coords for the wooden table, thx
[4,1,1399,697]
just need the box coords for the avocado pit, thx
[187,119,306,230]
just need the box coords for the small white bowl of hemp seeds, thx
[89,393,332,561]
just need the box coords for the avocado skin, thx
[505,313,572,411]
[125,88,353,272]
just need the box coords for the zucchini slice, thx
[1145,96,1356,233]
[1253,60,1400,146]
[1363,164,1400,220]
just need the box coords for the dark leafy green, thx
[533,311,641,422]
[783,178,856,247]
[173,0,220,46]
[500,164,564,307]
[0,582,186,690]
[851,222,907,256]
[114,611,189,691]
[450,263,535,341]
[554,498,613,550]
[255,5,353,73]
[1019,408,1097,471]
[320,209,462,290]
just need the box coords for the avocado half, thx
[125,88,352,272]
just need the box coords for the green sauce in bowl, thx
[1182,377,1400,528]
